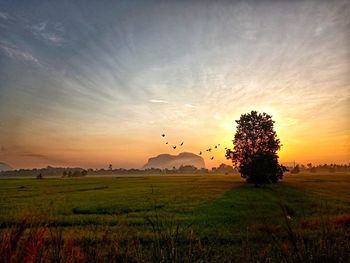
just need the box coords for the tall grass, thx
[0,207,349,262]
[143,192,210,263]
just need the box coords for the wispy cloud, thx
[281,117,299,127]
[0,12,10,20]
[32,21,47,31]
[30,21,64,45]
[0,42,39,64]
[149,99,169,104]
[184,103,197,108]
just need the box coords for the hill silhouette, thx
[0,162,12,172]
[143,152,205,169]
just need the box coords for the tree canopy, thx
[226,111,287,184]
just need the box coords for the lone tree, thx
[226,111,287,185]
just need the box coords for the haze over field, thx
[0,0,349,169]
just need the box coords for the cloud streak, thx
[184,104,197,109]
[30,21,64,45]
[0,12,10,20]
[0,41,39,64]
[149,99,169,104]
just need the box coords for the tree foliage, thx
[226,111,287,184]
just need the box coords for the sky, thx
[0,0,349,169]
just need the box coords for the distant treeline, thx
[0,164,238,177]
[290,163,350,174]
[1,163,349,177]
[0,167,86,177]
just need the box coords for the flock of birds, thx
[161,133,227,161]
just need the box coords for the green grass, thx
[0,176,239,228]
[0,173,349,233]
[0,172,349,262]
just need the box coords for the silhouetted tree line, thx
[288,163,350,174]
[0,166,87,177]
[0,164,239,177]
[1,163,348,177]
[62,169,88,177]
[76,164,237,175]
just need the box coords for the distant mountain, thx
[143,152,205,169]
[0,162,12,172]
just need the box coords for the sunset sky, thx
[0,0,349,169]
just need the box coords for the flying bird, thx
[161,134,165,137]
[214,146,217,149]
[166,142,168,144]
[210,157,214,160]
[199,151,202,155]
[208,148,212,152]
[180,142,184,146]
[173,146,177,149]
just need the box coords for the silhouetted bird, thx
[166,142,168,144]
[218,144,220,146]
[173,146,177,149]
[210,157,214,160]
[199,151,202,155]
[180,142,184,146]
[208,148,212,152]
[214,146,217,149]
[161,134,165,137]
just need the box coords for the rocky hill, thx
[0,162,12,172]
[143,152,205,169]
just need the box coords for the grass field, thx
[0,172,349,262]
